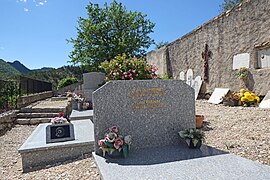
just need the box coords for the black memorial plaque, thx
[46,123,75,143]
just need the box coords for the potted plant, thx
[195,115,204,129]
[178,128,205,149]
[98,126,132,158]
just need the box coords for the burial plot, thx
[208,88,230,104]
[259,90,270,108]
[92,80,195,153]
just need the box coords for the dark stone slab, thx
[93,80,195,154]
[93,145,270,180]
[46,123,75,143]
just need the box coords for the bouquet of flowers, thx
[51,112,68,124]
[240,89,260,106]
[98,126,132,158]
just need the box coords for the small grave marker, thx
[259,90,270,108]
[179,71,185,81]
[186,69,193,86]
[192,76,203,100]
[208,88,230,104]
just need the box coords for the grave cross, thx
[201,44,211,82]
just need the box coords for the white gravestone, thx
[179,71,185,81]
[186,69,193,87]
[259,91,270,108]
[233,53,250,70]
[192,76,203,100]
[208,88,230,104]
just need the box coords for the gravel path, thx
[0,99,269,179]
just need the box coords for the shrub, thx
[100,55,158,81]
[57,77,78,89]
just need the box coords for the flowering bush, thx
[240,89,260,106]
[100,54,158,81]
[51,112,68,124]
[98,126,132,158]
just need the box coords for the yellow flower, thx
[240,89,246,94]
[255,96,260,103]
[246,94,254,102]
[241,97,248,102]
[244,92,250,96]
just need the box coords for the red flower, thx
[110,126,118,133]
[114,138,123,149]
[59,112,64,117]
[98,140,106,148]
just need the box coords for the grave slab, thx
[208,88,230,104]
[18,120,94,172]
[93,145,270,180]
[259,90,270,108]
[69,109,93,121]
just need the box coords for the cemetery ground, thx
[0,100,269,179]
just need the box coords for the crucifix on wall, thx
[201,44,211,82]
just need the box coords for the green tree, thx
[68,1,155,66]
[220,0,244,12]
[155,41,169,50]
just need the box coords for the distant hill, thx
[31,67,55,72]
[0,59,21,80]
[8,60,31,74]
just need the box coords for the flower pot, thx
[195,115,204,129]
[186,138,202,149]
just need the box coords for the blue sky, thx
[0,0,224,69]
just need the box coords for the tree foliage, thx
[220,0,244,12]
[57,77,79,90]
[68,0,155,66]
[155,41,169,50]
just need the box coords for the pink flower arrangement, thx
[51,112,68,124]
[98,126,132,158]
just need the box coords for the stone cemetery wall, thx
[17,91,53,108]
[0,111,16,135]
[146,0,270,95]
[93,80,195,154]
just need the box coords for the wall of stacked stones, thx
[146,0,270,95]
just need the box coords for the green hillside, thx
[0,59,21,80]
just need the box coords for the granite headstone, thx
[93,80,195,154]
[83,72,105,101]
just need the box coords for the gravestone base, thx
[18,120,94,172]
[93,145,270,180]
